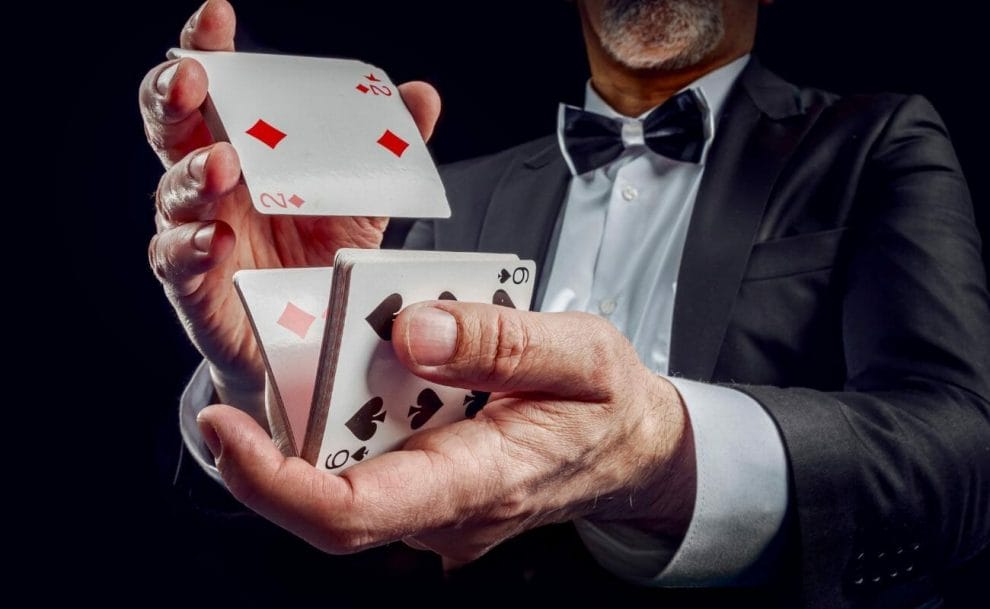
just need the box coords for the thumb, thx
[391,301,628,399]
[398,81,441,142]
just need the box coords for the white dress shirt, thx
[178,53,787,587]
[544,55,789,584]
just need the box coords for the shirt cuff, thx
[575,378,789,586]
[179,359,225,487]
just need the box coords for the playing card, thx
[233,267,333,455]
[303,249,537,472]
[167,49,450,219]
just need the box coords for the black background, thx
[48,0,987,604]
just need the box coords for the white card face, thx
[168,49,450,219]
[233,267,333,454]
[306,256,537,472]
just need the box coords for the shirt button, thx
[599,298,617,315]
[621,184,638,201]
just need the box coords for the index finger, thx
[139,1,236,165]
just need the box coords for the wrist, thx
[626,374,697,539]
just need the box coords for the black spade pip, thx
[364,293,403,341]
[408,388,444,430]
[345,396,387,441]
[492,289,516,308]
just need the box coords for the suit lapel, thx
[477,139,571,308]
[669,59,815,380]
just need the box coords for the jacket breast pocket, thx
[743,227,849,281]
[720,227,850,388]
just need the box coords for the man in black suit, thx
[141,0,989,607]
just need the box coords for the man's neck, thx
[578,2,757,117]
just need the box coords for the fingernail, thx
[193,223,215,253]
[188,150,209,183]
[198,415,222,461]
[408,307,457,366]
[189,1,208,29]
[156,62,179,95]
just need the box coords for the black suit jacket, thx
[173,59,990,608]
[399,57,990,607]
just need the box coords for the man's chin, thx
[604,45,705,71]
[595,0,725,72]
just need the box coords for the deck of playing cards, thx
[179,49,535,472]
[235,250,536,472]
[168,49,450,218]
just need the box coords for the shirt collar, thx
[583,53,750,128]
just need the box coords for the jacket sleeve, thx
[402,218,436,250]
[739,95,990,609]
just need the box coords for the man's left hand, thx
[197,301,697,563]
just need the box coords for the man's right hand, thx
[140,0,441,420]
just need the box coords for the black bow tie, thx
[560,89,708,176]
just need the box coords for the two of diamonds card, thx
[168,49,450,219]
[234,249,536,472]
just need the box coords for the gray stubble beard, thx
[597,0,725,70]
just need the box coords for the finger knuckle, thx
[480,313,531,385]
[155,170,173,209]
[138,74,161,121]
[147,235,169,282]
[142,121,162,155]
[150,233,185,286]
[139,96,171,156]
[154,211,172,233]
[573,312,627,394]
[155,170,181,220]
